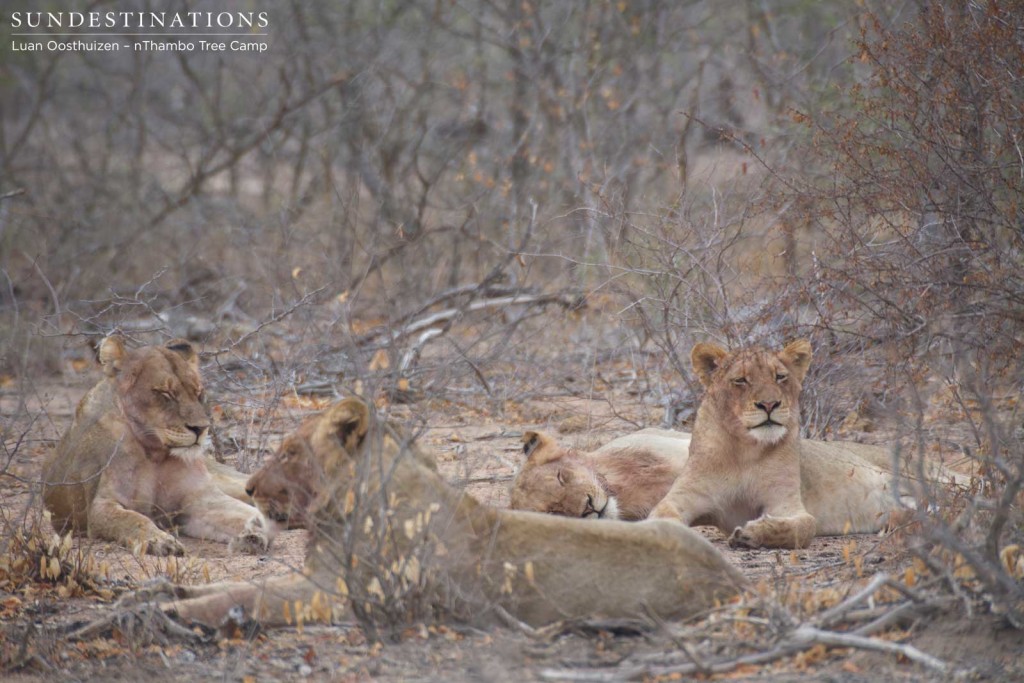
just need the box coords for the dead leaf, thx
[369,349,389,371]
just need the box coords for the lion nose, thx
[245,485,255,497]
[755,400,780,415]
[187,424,207,440]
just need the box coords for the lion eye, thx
[731,377,748,387]
[556,470,567,486]
[155,388,175,402]
[776,373,788,383]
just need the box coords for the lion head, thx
[99,335,210,459]
[690,339,812,447]
[242,401,360,529]
[246,398,438,529]
[509,431,619,520]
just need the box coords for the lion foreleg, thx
[648,482,716,526]
[162,581,262,626]
[728,511,817,549]
[206,459,253,503]
[179,489,271,554]
[88,496,185,556]
[163,574,325,628]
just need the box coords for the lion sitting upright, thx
[41,336,270,556]
[150,398,745,629]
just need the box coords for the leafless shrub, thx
[778,2,1024,625]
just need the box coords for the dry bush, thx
[0,1,892,380]
[779,2,1024,624]
[310,421,444,643]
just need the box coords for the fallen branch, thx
[790,625,947,673]
[357,290,581,349]
[851,599,948,637]
[65,602,207,644]
[816,571,892,628]
[491,604,538,638]
[450,473,515,487]
[539,640,809,682]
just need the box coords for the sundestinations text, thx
[9,11,269,30]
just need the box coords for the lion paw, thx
[139,533,186,557]
[118,578,188,606]
[649,501,683,522]
[727,526,760,549]
[228,516,270,555]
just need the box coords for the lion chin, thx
[749,423,788,445]
[597,496,621,520]
[169,442,207,463]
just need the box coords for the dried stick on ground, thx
[790,625,947,672]
[538,577,952,681]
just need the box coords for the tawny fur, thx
[154,398,746,628]
[41,336,269,556]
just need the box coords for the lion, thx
[646,339,964,549]
[510,429,690,521]
[41,336,270,556]
[150,398,745,629]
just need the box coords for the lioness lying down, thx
[152,398,745,628]
[41,336,270,556]
[649,340,964,549]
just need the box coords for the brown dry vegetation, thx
[1,1,1022,680]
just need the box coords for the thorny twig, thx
[200,287,326,359]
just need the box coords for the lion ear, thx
[691,343,728,387]
[164,338,199,370]
[98,335,127,377]
[521,430,562,466]
[779,339,813,382]
[322,398,370,451]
